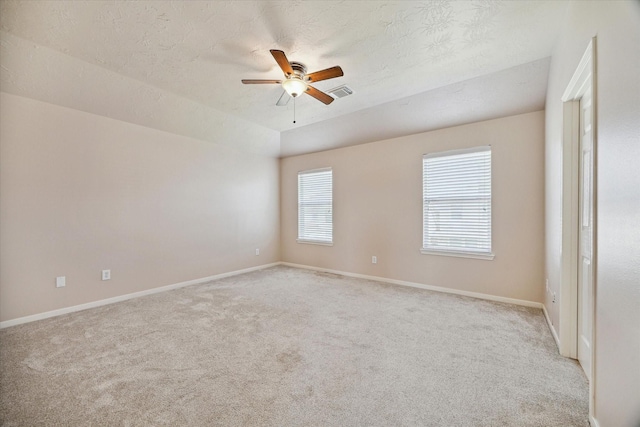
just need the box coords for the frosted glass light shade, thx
[282,77,308,98]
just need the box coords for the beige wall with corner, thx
[544,1,640,426]
[280,111,545,304]
[2,2,638,424]
[0,93,280,323]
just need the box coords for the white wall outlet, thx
[372,256,377,264]
[101,270,111,281]
[56,276,66,288]
[255,248,260,256]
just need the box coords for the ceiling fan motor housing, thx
[283,61,308,97]
[289,62,308,78]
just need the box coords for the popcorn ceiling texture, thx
[280,58,550,157]
[0,1,568,154]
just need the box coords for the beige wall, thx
[544,2,640,426]
[0,93,280,322]
[281,111,545,303]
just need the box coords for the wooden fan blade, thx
[241,79,282,84]
[306,85,334,105]
[306,66,344,83]
[270,49,294,76]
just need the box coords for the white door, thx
[577,83,594,380]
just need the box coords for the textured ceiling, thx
[281,57,550,157]
[0,1,568,156]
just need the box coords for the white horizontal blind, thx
[298,168,333,244]
[423,146,491,254]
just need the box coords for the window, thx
[422,146,493,259]
[298,168,333,245]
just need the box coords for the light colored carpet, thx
[1,266,588,426]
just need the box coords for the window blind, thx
[422,146,492,255]
[298,168,333,244]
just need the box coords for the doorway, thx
[560,37,597,422]
[577,79,594,380]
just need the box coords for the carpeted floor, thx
[0,266,588,426]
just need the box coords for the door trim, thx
[560,37,597,422]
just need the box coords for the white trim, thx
[423,145,491,159]
[542,304,560,349]
[560,37,598,423]
[560,39,597,358]
[589,415,600,427]
[562,44,593,101]
[420,249,495,260]
[281,262,543,309]
[559,99,580,359]
[297,166,331,175]
[296,239,334,246]
[0,262,280,329]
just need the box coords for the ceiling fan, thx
[241,49,344,106]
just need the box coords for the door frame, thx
[560,37,597,422]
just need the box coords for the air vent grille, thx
[327,85,353,99]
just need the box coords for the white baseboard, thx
[0,262,280,329]
[1,262,545,328]
[542,304,561,350]
[280,262,543,309]
[589,415,600,427]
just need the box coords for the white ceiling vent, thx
[327,85,354,99]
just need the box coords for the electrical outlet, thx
[101,270,111,281]
[255,248,260,256]
[372,256,377,264]
[56,276,66,288]
[552,292,556,303]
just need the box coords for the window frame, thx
[297,167,333,246]
[420,146,494,260]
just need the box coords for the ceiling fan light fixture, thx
[242,50,341,105]
[282,77,308,98]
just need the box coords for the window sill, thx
[420,249,495,260]
[297,239,333,247]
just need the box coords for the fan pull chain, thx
[293,97,296,124]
